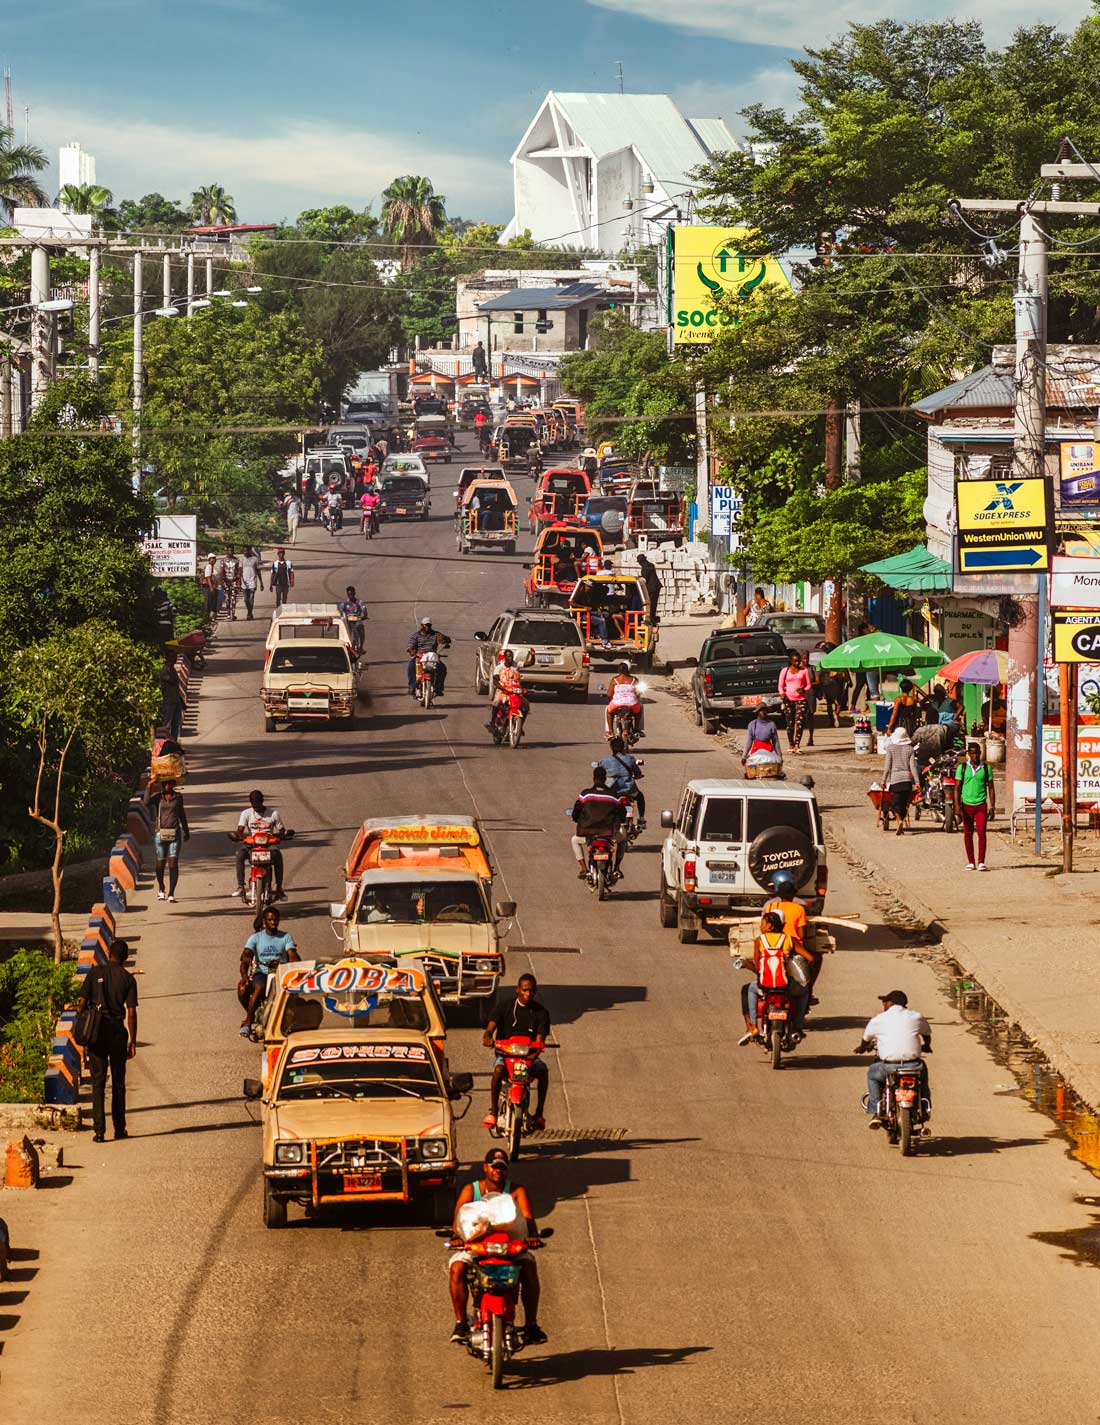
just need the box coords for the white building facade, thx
[503,92,742,256]
[58,142,96,195]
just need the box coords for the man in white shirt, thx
[856,990,931,1125]
[233,790,287,899]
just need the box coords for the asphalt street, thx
[3,436,1100,1425]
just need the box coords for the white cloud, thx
[588,0,1092,51]
[32,103,511,221]
[672,67,803,133]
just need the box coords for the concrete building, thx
[475,282,610,354]
[455,263,650,351]
[503,92,742,256]
[58,142,96,199]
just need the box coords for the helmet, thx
[770,869,797,898]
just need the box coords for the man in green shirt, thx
[954,742,995,871]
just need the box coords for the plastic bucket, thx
[854,731,872,756]
[986,733,1005,765]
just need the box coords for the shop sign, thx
[141,515,197,578]
[669,226,789,346]
[955,477,1053,573]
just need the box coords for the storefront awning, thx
[860,544,952,593]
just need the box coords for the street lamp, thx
[35,297,74,313]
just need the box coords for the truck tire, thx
[475,662,490,696]
[264,715,277,734]
[701,707,719,736]
[677,896,698,943]
[746,825,817,893]
[264,1180,287,1229]
[659,873,678,928]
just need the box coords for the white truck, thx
[344,370,399,423]
[658,778,828,944]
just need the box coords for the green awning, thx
[860,544,951,593]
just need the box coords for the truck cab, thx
[261,637,359,732]
[688,629,790,734]
[659,778,827,942]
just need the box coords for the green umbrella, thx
[818,632,946,673]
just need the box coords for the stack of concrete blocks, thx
[617,541,716,620]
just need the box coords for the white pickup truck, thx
[658,778,827,943]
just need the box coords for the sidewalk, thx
[656,618,1100,1110]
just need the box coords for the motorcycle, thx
[733,958,803,1069]
[489,1034,546,1158]
[622,788,645,843]
[228,827,294,911]
[914,752,958,833]
[583,832,617,900]
[324,502,343,536]
[490,691,526,749]
[416,651,440,709]
[444,1208,550,1389]
[361,505,379,540]
[862,1052,932,1156]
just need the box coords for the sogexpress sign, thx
[669,226,789,346]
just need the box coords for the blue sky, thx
[5,0,1091,223]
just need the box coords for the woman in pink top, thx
[777,651,813,753]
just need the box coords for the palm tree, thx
[189,184,237,226]
[58,182,114,218]
[381,175,447,268]
[0,126,47,221]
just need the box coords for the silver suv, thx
[474,609,589,701]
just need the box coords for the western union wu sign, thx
[668,226,789,346]
[955,477,1053,574]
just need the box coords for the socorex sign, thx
[669,226,789,346]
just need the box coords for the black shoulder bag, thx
[72,969,105,1049]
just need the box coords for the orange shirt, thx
[762,897,807,952]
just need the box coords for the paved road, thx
[4,438,1099,1425]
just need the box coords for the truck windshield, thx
[278,1044,440,1100]
[269,647,351,675]
[278,993,429,1036]
[383,478,426,494]
[705,636,783,661]
[357,881,487,925]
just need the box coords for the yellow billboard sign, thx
[955,477,1053,573]
[669,225,789,346]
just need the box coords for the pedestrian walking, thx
[304,478,320,524]
[881,727,919,835]
[144,777,190,901]
[954,741,996,870]
[221,545,241,621]
[270,548,294,608]
[284,493,301,545]
[200,553,219,622]
[157,653,185,740]
[850,622,881,709]
[819,646,849,726]
[778,651,812,752]
[79,938,138,1143]
[746,587,774,628]
[240,546,264,619]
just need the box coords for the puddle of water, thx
[943,965,1100,1176]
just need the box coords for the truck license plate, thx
[709,870,738,884]
[536,654,555,665]
[344,1172,382,1193]
[396,507,407,515]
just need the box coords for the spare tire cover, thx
[747,825,817,891]
[600,509,623,534]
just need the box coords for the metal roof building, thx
[503,91,742,255]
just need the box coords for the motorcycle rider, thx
[406,617,452,697]
[237,906,300,1035]
[339,585,367,656]
[448,1147,547,1347]
[761,869,816,1029]
[738,910,808,1045]
[604,660,645,740]
[487,646,534,733]
[597,736,645,827]
[570,765,628,880]
[481,972,550,1130]
[322,485,343,532]
[855,989,932,1127]
[359,484,380,535]
[232,789,287,900]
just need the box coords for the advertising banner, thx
[955,477,1053,574]
[1059,441,1100,505]
[669,226,788,346]
[1052,610,1100,662]
[142,514,197,578]
[1041,726,1100,801]
[1051,554,1100,610]
[710,486,741,537]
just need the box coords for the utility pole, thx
[206,256,213,296]
[186,250,195,315]
[1,353,11,439]
[88,245,100,380]
[957,180,1100,855]
[162,251,172,309]
[29,245,51,408]
[845,400,861,481]
[132,251,143,487]
[822,397,844,643]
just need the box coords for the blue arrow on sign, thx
[964,547,1044,568]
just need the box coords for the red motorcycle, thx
[583,832,617,900]
[490,690,527,748]
[490,1034,545,1158]
[445,1222,549,1389]
[228,827,293,911]
[754,983,795,1069]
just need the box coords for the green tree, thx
[294,205,377,244]
[190,183,237,226]
[57,182,114,216]
[0,126,47,220]
[116,192,191,232]
[381,175,447,268]
[5,622,159,960]
[0,949,77,1101]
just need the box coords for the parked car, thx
[755,611,828,666]
[474,608,589,700]
[688,629,790,734]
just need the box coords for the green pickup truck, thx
[688,629,790,734]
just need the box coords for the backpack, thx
[757,931,790,989]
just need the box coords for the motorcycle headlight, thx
[275,1141,303,1164]
[420,1138,448,1160]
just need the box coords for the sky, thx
[4,0,1094,225]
